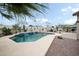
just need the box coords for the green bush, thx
[2,27,12,35]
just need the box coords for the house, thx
[73,11,79,40]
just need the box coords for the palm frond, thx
[0,12,12,19]
[0,3,48,19]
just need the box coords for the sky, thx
[0,3,79,26]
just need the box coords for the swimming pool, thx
[10,32,51,43]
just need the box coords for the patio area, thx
[46,32,79,56]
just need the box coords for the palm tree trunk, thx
[23,25,26,32]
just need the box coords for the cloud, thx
[27,18,49,26]
[35,18,48,23]
[64,18,77,25]
[71,8,79,12]
[61,6,72,12]
[61,6,79,14]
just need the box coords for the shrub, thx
[49,29,53,32]
[2,27,12,35]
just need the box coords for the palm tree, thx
[23,25,26,32]
[0,3,48,32]
[17,17,28,32]
[0,3,48,19]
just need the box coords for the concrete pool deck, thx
[0,32,61,56]
[46,32,78,56]
[46,36,79,56]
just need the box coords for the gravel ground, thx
[45,36,79,56]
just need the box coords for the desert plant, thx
[2,27,12,35]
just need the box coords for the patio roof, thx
[73,11,79,16]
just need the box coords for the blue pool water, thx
[10,32,51,43]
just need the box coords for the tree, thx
[23,25,26,32]
[12,24,19,33]
[2,27,12,35]
[56,26,58,31]
[29,25,33,31]
[52,26,54,28]
[0,3,48,19]
[0,3,48,32]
